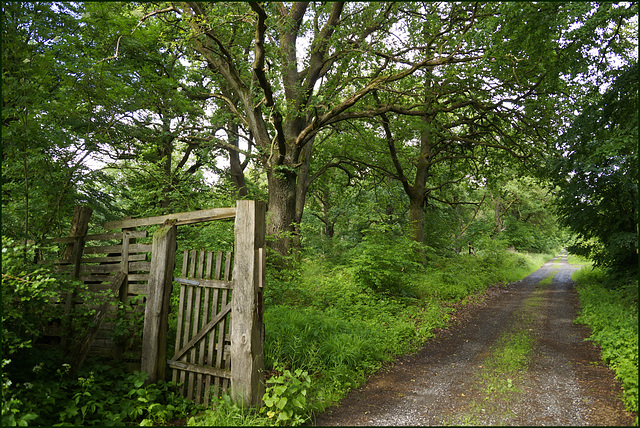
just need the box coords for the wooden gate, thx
[168,249,234,406]
[41,200,266,408]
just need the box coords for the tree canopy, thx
[2,1,637,268]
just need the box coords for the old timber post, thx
[230,200,266,407]
[141,222,177,384]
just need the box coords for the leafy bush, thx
[261,366,311,426]
[573,267,638,414]
[1,357,200,426]
[1,238,73,356]
[350,223,421,292]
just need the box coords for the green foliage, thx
[573,267,638,413]
[187,395,269,426]
[261,366,311,426]
[351,223,422,292]
[1,238,71,356]
[547,61,638,269]
[1,358,200,426]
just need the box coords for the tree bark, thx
[266,168,298,257]
[227,123,248,198]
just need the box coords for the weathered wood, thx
[69,271,126,375]
[172,250,190,385]
[173,277,233,289]
[45,230,147,244]
[171,303,232,362]
[230,200,266,407]
[205,251,222,404]
[70,261,151,274]
[141,224,177,384]
[61,206,93,353]
[187,251,205,401]
[104,207,236,230]
[62,206,93,260]
[82,243,152,254]
[166,360,230,379]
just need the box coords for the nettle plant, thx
[261,365,312,426]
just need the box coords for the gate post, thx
[230,200,266,407]
[141,222,177,384]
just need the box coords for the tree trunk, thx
[266,168,298,257]
[227,123,248,198]
[408,195,425,244]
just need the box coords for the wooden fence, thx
[40,201,266,408]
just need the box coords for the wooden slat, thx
[166,360,230,379]
[180,250,197,395]
[191,249,208,404]
[173,277,233,289]
[203,251,216,406]
[186,251,204,400]
[210,251,224,399]
[172,250,190,385]
[81,254,147,263]
[104,207,236,230]
[172,303,232,363]
[127,283,148,295]
[129,261,151,271]
[86,231,148,241]
[69,271,126,375]
[82,243,152,255]
[79,264,121,273]
[71,260,151,275]
[44,231,147,243]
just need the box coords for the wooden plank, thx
[198,283,211,404]
[194,250,206,403]
[215,251,232,398]
[180,250,197,393]
[174,250,189,386]
[83,243,152,255]
[140,224,177,384]
[104,207,236,230]
[61,206,92,354]
[225,251,233,281]
[187,251,205,401]
[79,264,121,273]
[166,360,231,379]
[44,230,147,244]
[203,251,216,406]
[172,303,232,362]
[209,251,222,405]
[80,254,147,264]
[127,274,149,282]
[230,200,266,407]
[186,250,199,400]
[69,271,126,375]
[129,261,151,271]
[173,277,233,289]
[87,231,147,241]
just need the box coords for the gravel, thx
[313,254,636,426]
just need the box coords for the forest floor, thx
[312,253,637,426]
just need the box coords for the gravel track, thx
[313,253,636,426]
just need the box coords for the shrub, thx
[351,223,421,292]
[573,267,638,414]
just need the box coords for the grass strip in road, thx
[445,278,550,425]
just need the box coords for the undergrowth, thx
[573,267,638,416]
[189,246,550,426]
[2,236,551,426]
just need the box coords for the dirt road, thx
[313,253,636,426]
